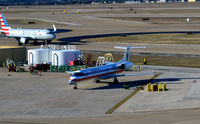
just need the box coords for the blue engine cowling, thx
[124,62,133,71]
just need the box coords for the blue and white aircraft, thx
[0,13,56,45]
[68,46,155,89]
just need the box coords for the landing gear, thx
[43,40,46,45]
[46,40,51,45]
[33,40,38,45]
[95,80,101,83]
[18,42,22,46]
[113,77,119,84]
[43,40,51,45]
[25,40,28,44]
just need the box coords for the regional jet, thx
[0,13,56,45]
[68,46,156,89]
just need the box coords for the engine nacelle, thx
[19,37,28,44]
[123,62,133,71]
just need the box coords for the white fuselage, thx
[69,64,123,84]
[7,29,56,40]
[68,46,150,89]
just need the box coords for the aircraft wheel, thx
[114,77,119,83]
[95,80,101,83]
[33,41,38,45]
[18,42,22,46]
[73,86,78,89]
[47,40,51,44]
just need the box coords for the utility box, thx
[28,48,53,65]
[52,50,80,66]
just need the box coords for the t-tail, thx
[115,46,146,62]
[0,13,11,34]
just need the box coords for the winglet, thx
[53,24,56,32]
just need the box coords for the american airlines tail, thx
[0,13,11,35]
[115,46,146,62]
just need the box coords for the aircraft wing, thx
[114,72,157,77]
[66,71,75,74]
[98,72,157,80]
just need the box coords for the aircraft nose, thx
[51,33,56,39]
[53,33,56,38]
[69,77,75,85]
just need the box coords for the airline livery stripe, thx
[72,69,124,82]
[1,29,9,31]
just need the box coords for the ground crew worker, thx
[144,58,147,65]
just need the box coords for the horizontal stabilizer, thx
[114,46,146,49]
[115,46,146,62]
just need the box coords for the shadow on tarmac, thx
[85,77,200,90]
[55,31,200,45]
[51,29,72,34]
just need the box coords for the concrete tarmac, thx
[0,65,200,124]
[1,3,200,123]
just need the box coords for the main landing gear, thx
[43,40,51,45]
[95,80,101,83]
[113,77,119,83]
[33,40,38,45]
[95,77,119,84]
[18,42,22,46]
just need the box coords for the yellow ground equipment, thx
[145,83,151,91]
[162,83,167,91]
[96,53,114,66]
[146,83,167,92]
[104,53,114,62]
[133,65,142,71]
[6,58,16,72]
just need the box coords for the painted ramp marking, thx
[105,73,160,114]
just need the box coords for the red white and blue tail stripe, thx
[0,13,11,35]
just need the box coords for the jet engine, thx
[20,37,27,44]
[17,37,28,45]
[123,62,133,71]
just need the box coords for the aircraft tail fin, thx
[0,13,11,31]
[115,46,146,62]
